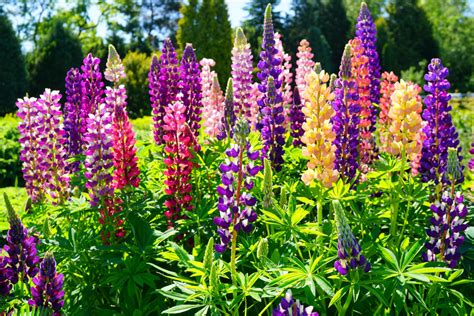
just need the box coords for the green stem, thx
[230,229,238,284]
[341,286,353,316]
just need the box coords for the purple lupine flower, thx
[28,252,64,315]
[289,88,305,146]
[333,200,370,275]
[256,4,283,132]
[422,191,468,268]
[272,290,319,316]
[332,45,360,181]
[2,193,40,288]
[63,67,83,172]
[0,256,11,296]
[355,2,380,108]
[232,28,254,119]
[36,89,70,204]
[180,44,203,140]
[260,77,286,171]
[17,97,44,202]
[214,119,261,252]
[217,78,236,140]
[149,38,180,145]
[469,141,474,171]
[420,58,463,185]
[80,54,105,134]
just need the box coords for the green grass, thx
[0,187,27,231]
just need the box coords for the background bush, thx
[0,114,21,188]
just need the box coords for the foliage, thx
[0,14,27,115]
[0,115,21,188]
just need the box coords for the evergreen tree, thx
[177,0,200,51]
[28,18,83,96]
[0,14,27,115]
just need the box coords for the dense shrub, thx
[0,114,21,187]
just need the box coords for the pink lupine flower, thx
[201,58,224,138]
[163,101,197,228]
[249,82,261,128]
[379,71,399,152]
[295,39,315,100]
[274,33,293,107]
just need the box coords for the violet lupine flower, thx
[80,53,105,133]
[180,44,203,140]
[469,141,474,171]
[63,67,83,172]
[149,38,181,145]
[422,191,468,268]
[217,79,236,140]
[1,193,40,289]
[105,45,140,189]
[332,44,360,182]
[17,97,44,202]
[333,200,370,275]
[355,2,381,108]
[260,77,286,171]
[232,28,254,119]
[420,58,463,185]
[0,256,10,296]
[214,119,261,252]
[256,4,283,132]
[28,252,64,315]
[272,290,319,316]
[289,89,305,146]
[36,89,70,204]
[275,32,293,108]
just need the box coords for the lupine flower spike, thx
[214,119,261,252]
[469,140,474,171]
[80,53,105,129]
[180,44,203,140]
[275,32,293,108]
[217,79,236,140]
[332,44,360,182]
[201,59,224,138]
[28,252,64,315]
[333,200,370,275]
[1,193,40,295]
[295,39,315,101]
[106,45,140,190]
[379,71,399,151]
[420,58,463,186]
[387,80,425,175]
[288,89,305,146]
[272,290,319,316]
[149,38,180,144]
[232,28,254,119]
[163,101,197,228]
[301,68,338,188]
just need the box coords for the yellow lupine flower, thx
[301,70,338,187]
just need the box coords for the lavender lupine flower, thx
[232,28,254,119]
[214,119,261,253]
[80,53,105,133]
[256,4,283,131]
[1,193,40,289]
[149,38,180,144]
[63,68,83,172]
[332,45,360,181]
[355,2,380,107]
[272,290,319,316]
[36,89,70,204]
[180,44,203,140]
[17,97,44,202]
[422,191,468,268]
[217,79,236,140]
[289,89,305,146]
[28,252,64,315]
[333,200,370,275]
[420,58,463,185]
[260,77,286,171]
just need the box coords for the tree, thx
[0,14,27,115]
[27,18,83,96]
[123,51,153,118]
[177,0,200,51]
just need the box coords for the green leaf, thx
[401,240,423,269]
[162,304,204,314]
[379,247,399,270]
[329,288,345,307]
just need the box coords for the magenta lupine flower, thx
[232,28,254,119]
[333,200,370,275]
[249,82,262,127]
[355,2,381,109]
[36,89,70,204]
[149,38,181,145]
[469,141,474,171]
[105,46,140,190]
[201,59,224,138]
[295,39,315,101]
[163,101,197,228]
[63,67,83,172]
[420,58,463,185]
[2,194,40,290]
[289,89,305,146]
[275,32,293,108]
[214,119,260,252]
[180,44,203,140]
[17,97,44,202]
[217,79,237,140]
[272,290,319,316]
[80,53,105,133]
[0,256,10,296]
[332,45,360,182]
[28,252,64,315]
